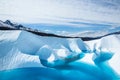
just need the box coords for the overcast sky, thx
[0,0,120,25]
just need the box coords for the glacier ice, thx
[0,30,89,69]
[0,30,120,79]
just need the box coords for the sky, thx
[0,0,120,25]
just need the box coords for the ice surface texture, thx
[0,30,120,80]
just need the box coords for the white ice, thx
[0,30,120,75]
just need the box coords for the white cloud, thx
[0,0,120,25]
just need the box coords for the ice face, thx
[0,30,89,68]
[37,39,87,67]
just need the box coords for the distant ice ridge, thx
[0,30,120,76]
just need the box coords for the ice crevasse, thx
[0,30,120,78]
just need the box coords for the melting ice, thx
[0,30,120,80]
